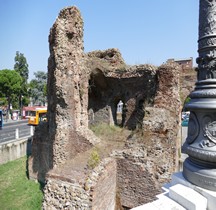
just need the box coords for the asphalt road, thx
[0,120,32,144]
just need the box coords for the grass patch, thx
[90,123,122,137]
[0,157,43,210]
[89,123,128,159]
[87,148,100,169]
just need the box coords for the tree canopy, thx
[14,51,29,83]
[29,71,47,105]
[0,69,22,110]
[0,52,47,110]
[14,51,29,110]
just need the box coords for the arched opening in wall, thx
[115,99,125,127]
[88,68,110,125]
[136,99,145,129]
[88,68,107,100]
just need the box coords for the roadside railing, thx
[0,126,34,144]
[0,126,34,165]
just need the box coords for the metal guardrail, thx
[0,126,34,144]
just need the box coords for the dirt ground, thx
[48,125,132,183]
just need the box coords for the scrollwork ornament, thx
[203,121,216,147]
[199,37,216,49]
[202,115,212,129]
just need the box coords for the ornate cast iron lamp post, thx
[183,0,216,191]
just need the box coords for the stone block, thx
[195,187,216,210]
[169,184,207,210]
[132,193,186,210]
[171,172,216,210]
[171,171,194,188]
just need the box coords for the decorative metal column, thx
[183,0,216,191]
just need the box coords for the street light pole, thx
[20,95,23,119]
[182,0,216,191]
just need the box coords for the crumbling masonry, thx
[28,6,182,209]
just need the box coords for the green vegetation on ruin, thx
[90,122,123,137]
[0,157,43,210]
[87,148,101,169]
[89,123,129,160]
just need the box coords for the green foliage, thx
[0,157,43,210]
[14,51,29,110]
[14,51,29,83]
[11,95,19,109]
[0,69,22,97]
[22,96,30,106]
[0,69,22,110]
[0,97,7,106]
[182,96,191,111]
[29,71,47,105]
[184,96,191,104]
[87,148,100,169]
[90,123,122,137]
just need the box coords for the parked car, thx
[181,111,190,120]
[181,117,189,127]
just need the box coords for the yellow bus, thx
[28,108,47,125]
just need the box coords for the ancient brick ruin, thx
[28,6,182,209]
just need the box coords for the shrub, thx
[87,148,100,169]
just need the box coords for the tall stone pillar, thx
[183,0,216,191]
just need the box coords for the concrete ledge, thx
[132,171,216,210]
[171,172,216,210]
[169,184,207,210]
[132,193,186,210]
[0,136,32,164]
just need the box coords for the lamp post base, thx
[183,157,216,191]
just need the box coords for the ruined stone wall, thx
[114,62,181,207]
[28,6,182,210]
[180,69,196,106]
[43,158,117,210]
[117,158,160,208]
[43,179,91,209]
[28,122,51,182]
[87,52,157,130]
[29,6,99,182]
[86,57,181,208]
[47,6,89,166]
[91,159,117,210]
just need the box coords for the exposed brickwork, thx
[43,158,117,210]
[91,159,117,210]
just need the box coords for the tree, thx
[29,71,47,105]
[14,51,29,112]
[0,69,22,112]
[182,96,191,112]
[14,51,29,83]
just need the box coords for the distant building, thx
[167,57,193,70]
[117,100,123,113]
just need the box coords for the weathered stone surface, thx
[88,56,157,130]
[112,62,181,207]
[43,158,117,210]
[180,72,196,104]
[43,178,91,210]
[28,6,99,183]
[28,5,182,210]
[47,6,96,167]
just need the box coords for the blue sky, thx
[0,0,198,80]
